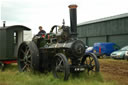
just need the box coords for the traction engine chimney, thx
[68,4,78,38]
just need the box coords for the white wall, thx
[23,31,32,41]
[14,31,23,57]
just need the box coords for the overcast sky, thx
[1,0,128,34]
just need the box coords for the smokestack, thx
[68,4,77,38]
[3,21,6,27]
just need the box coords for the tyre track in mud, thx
[99,59,128,85]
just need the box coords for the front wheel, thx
[52,53,70,80]
[81,53,100,75]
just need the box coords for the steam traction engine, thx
[17,5,100,80]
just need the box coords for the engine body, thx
[17,4,100,80]
[32,24,85,71]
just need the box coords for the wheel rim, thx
[82,53,99,75]
[18,43,32,72]
[53,53,70,80]
[54,55,65,79]
[86,56,96,74]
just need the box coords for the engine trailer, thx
[0,24,30,71]
[18,4,100,80]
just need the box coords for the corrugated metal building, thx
[77,13,128,47]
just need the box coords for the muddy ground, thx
[99,59,128,85]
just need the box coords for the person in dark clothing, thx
[37,26,46,36]
[36,26,46,47]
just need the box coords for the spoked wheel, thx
[81,53,100,75]
[18,41,40,72]
[18,42,32,72]
[52,53,70,80]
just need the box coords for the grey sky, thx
[1,0,128,34]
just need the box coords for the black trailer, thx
[0,24,31,70]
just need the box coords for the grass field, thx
[0,59,126,85]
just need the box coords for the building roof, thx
[78,13,128,26]
[0,25,31,30]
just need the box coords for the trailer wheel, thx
[52,53,70,80]
[18,41,40,72]
[0,62,5,71]
[81,53,100,75]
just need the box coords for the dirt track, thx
[99,59,128,85]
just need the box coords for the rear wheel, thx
[18,41,40,72]
[52,53,70,80]
[81,53,100,75]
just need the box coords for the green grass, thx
[0,64,118,85]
